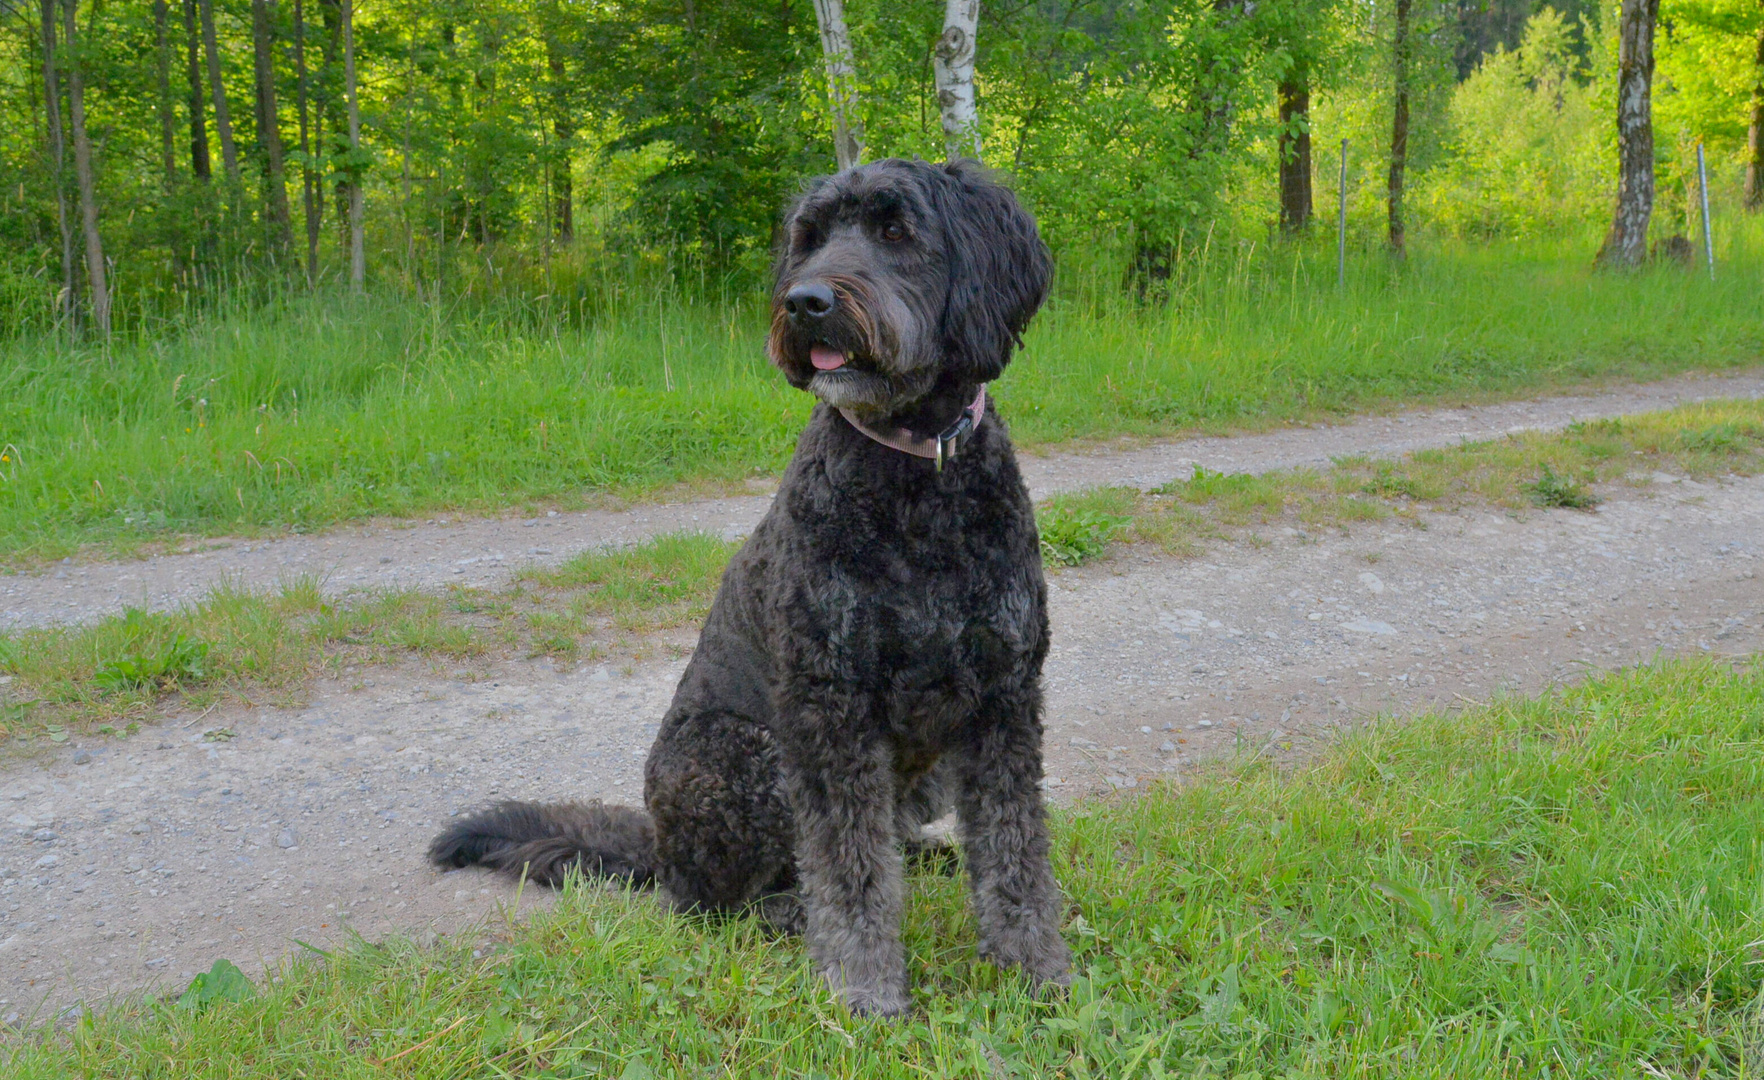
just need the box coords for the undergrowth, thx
[2,241,1760,561]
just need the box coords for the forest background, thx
[0,0,1761,554]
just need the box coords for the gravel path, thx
[6,369,1762,630]
[3,371,1764,1022]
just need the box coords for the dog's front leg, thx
[780,729,910,1017]
[956,692,1071,988]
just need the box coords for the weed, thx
[93,609,211,693]
[1524,464,1600,510]
[1038,504,1129,566]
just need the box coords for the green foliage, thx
[1522,463,1600,509]
[178,959,256,1011]
[92,609,211,693]
[1038,495,1132,566]
[1416,10,1613,239]
[2,235,1761,556]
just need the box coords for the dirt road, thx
[3,371,1763,1022]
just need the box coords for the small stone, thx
[32,829,56,842]
[1161,722,1175,731]
[1160,741,1177,753]
[1197,719,1214,728]
[33,854,59,869]
[277,828,298,849]
[130,823,150,835]
[71,750,92,765]
[1139,726,1152,734]
[379,556,392,564]
[123,858,144,873]
[1105,775,1137,790]
[143,957,169,970]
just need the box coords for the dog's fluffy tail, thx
[428,800,656,888]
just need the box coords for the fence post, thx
[1337,138,1349,290]
[1696,142,1714,280]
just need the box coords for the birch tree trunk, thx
[342,0,364,291]
[201,0,242,187]
[1277,66,1312,233]
[184,0,211,182]
[1596,0,1660,267]
[1746,11,1762,212]
[155,0,179,189]
[61,0,109,338]
[811,0,863,170]
[252,0,294,255]
[293,0,319,278]
[934,0,980,161]
[39,0,76,327]
[1387,0,1412,254]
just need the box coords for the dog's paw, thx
[838,981,912,1019]
[979,926,1071,987]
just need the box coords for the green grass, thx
[2,238,1761,560]
[6,398,1763,739]
[7,657,1764,1077]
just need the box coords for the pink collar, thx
[839,385,987,472]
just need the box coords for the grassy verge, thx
[1037,396,1764,562]
[7,657,1764,1077]
[2,239,1761,560]
[5,398,1763,744]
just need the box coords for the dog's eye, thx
[880,222,907,243]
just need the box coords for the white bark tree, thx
[1596,0,1660,267]
[934,0,980,161]
[811,0,863,170]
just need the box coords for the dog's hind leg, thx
[781,733,911,1017]
[644,709,796,916]
[955,692,1071,988]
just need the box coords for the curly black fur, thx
[432,159,1070,1016]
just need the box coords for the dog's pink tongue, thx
[810,345,846,371]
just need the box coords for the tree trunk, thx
[341,0,364,290]
[1596,0,1660,267]
[61,0,108,337]
[934,0,980,161]
[252,0,293,255]
[1746,12,1762,212]
[1277,66,1312,233]
[293,0,319,277]
[155,0,179,188]
[542,6,576,239]
[184,0,211,181]
[1387,0,1412,254]
[811,0,863,170]
[320,0,346,256]
[39,0,76,327]
[201,0,241,187]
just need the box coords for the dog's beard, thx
[771,288,935,414]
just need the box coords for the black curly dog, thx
[430,159,1070,1016]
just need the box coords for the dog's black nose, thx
[783,282,837,325]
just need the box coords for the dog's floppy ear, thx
[929,161,1052,384]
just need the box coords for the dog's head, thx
[767,159,1051,416]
